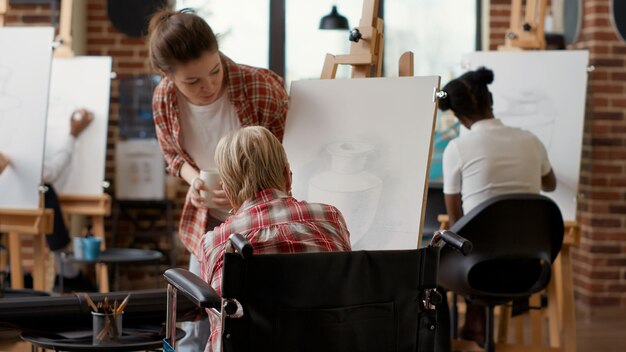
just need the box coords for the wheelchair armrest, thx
[228,233,253,258]
[439,230,473,255]
[163,268,221,310]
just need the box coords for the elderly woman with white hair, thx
[179,125,351,352]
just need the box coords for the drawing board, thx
[462,51,589,221]
[0,27,54,209]
[283,76,440,250]
[44,56,112,195]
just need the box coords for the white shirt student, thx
[438,67,556,346]
[43,109,94,183]
[439,67,556,227]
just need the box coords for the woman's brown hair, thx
[148,8,219,74]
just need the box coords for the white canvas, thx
[284,77,440,250]
[463,51,589,221]
[0,27,54,209]
[45,56,112,195]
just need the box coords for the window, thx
[383,1,476,182]
[285,1,364,83]
[175,0,270,68]
[384,0,476,79]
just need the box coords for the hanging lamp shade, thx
[319,5,349,30]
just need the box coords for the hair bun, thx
[469,67,494,85]
[438,92,451,111]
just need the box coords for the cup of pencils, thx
[84,293,130,345]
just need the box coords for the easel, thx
[498,0,548,50]
[319,0,442,249]
[54,0,74,57]
[0,0,7,27]
[0,0,55,292]
[0,196,54,291]
[320,0,415,79]
[53,0,112,292]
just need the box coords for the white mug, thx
[199,169,221,208]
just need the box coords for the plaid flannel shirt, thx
[199,189,352,352]
[152,53,288,255]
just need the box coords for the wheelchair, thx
[163,231,471,352]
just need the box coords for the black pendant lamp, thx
[319,5,349,30]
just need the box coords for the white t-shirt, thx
[43,136,76,184]
[178,90,240,220]
[442,118,552,214]
[178,90,241,171]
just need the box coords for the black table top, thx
[61,248,163,264]
[22,327,184,351]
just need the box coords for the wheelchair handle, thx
[432,230,473,255]
[229,233,253,259]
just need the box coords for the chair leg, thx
[451,292,459,338]
[484,305,495,352]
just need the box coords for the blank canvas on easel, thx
[45,56,112,195]
[283,76,440,250]
[463,51,589,221]
[0,27,54,209]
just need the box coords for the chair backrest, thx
[438,193,564,302]
[219,247,441,352]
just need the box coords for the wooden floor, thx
[1,307,625,351]
[576,306,626,352]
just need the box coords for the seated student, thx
[180,126,352,352]
[439,67,556,345]
[0,109,97,291]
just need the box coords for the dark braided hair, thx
[439,67,494,118]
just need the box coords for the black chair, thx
[163,231,472,352]
[438,193,564,352]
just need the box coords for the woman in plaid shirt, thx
[200,126,352,352]
[147,9,288,351]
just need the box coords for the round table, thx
[59,248,163,292]
[22,327,184,352]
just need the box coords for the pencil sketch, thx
[307,141,383,246]
[497,89,558,149]
[284,76,440,250]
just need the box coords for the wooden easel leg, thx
[32,233,46,291]
[92,216,109,292]
[398,52,414,77]
[529,293,543,346]
[375,18,384,78]
[8,232,24,289]
[321,54,338,79]
[560,246,577,352]
[497,305,511,344]
[514,314,524,344]
[547,275,561,348]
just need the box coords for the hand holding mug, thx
[189,176,209,208]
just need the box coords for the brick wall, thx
[489,0,626,307]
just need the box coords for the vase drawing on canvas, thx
[307,141,383,246]
[497,89,557,149]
